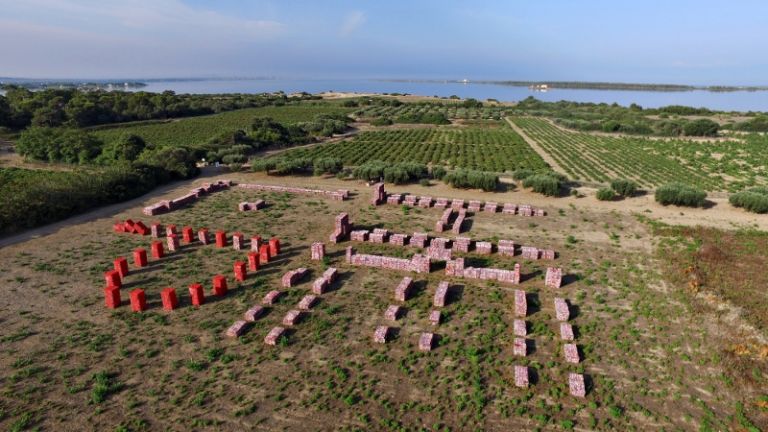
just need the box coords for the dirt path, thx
[504,116,569,176]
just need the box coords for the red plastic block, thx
[215,231,227,248]
[166,224,177,236]
[134,221,150,235]
[247,252,260,271]
[212,275,228,296]
[113,257,129,278]
[234,261,247,282]
[113,222,125,233]
[189,283,205,306]
[198,228,210,245]
[104,270,122,289]
[133,248,148,268]
[150,241,164,259]
[269,238,280,256]
[104,285,121,308]
[182,226,194,243]
[123,219,136,233]
[161,287,179,311]
[259,244,270,263]
[251,236,262,251]
[130,289,147,312]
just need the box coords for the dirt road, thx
[504,116,568,175]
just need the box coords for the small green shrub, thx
[610,178,638,197]
[522,173,563,196]
[655,183,707,207]
[729,187,768,213]
[596,187,615,201]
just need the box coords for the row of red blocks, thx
[104,275,230,311]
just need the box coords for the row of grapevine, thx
[512,117,768,191]
[268,126,549,173]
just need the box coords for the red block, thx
[104,270,122,289]
[113,222,125,233]
[133,248,148,268]
[124,219,136,233]
[189,283,205,307]
[251,236,262,251]
[182,226,194,243]
[134,221,150,235]
[104,285,121,308]
[234,261,247,282]
[161,287,178,311]
[247,252,260,271]
[259,244,270,263]
[130,289,147,312]
[213,275,228,296]
[269,238,280,256]
[151,241,164,259]
[113,257,129,278]
[166,224,177,236]
[215,231,227,248]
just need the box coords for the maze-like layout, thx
[102,181,587,398]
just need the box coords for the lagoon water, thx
[132,78,768,112]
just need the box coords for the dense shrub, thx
[430,165,447,180]
[522,173,563,196]
[395,112,450,125]
[596,187,615,201]
[370,117,393,126]
[313,157,343,175]
[655,183,707,207]
[729,187,768,213]
[16,127,102,164]
[512,169,535,181]
[610,178,638,197]
[443,169,499,192]
[682,119,719,137]
[352,161,429,184]
[0,165,173,235]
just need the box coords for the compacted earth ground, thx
[0,172,766,431]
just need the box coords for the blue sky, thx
[0,0,765,84]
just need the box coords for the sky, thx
[1,0,766,84]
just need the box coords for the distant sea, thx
[6,78,768,112]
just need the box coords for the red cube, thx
[234,261,247,282]
[247,252,260,271]
[189,283,205,307]
[182,226,194,243]
[198,228,210,245]
[259,244,270,263]
[161,287,178,311]
[104,270,122,289]
[251,236,262,251]
[113,222,125,233]
[213,275,228,296]
[166,224,177,236]
[269,238,280,256]
[130,289,147,312]
[104,285,121,309]
[215,231,227,248]
[151,241,164,259]
[124,219,136,233]
[113,257,129,278]
[134,221,150,235]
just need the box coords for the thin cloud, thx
[340,11,366,37]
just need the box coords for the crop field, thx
[511,117,768,191]
[355,104,508,120]
[271,126,549,173]
[91,103,354,148]
[0,173,765,431]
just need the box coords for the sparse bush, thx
[596,187,615,201]
[729,187,768,213]
[512,169,534,181]
[655,183,707,207]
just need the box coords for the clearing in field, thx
[510,116,768,191]
[0,171,765,431]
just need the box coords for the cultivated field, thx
[270,126,549,172]
[0,172,765,431]
[355,104,508,121]
[91,103,354,148]
[511,117,768,191]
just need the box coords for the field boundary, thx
[504,116,568,176]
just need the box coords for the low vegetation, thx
[729,187,768,213]
[655,182,708,207]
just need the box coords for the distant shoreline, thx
[378,79,768,93]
